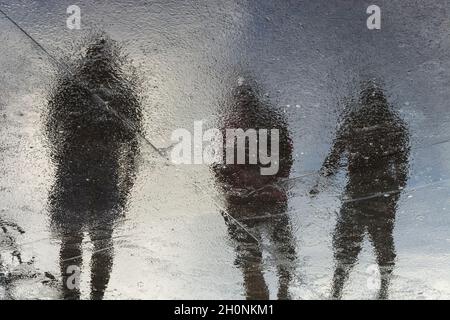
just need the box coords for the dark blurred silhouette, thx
[213,79,296,299]
[45,35,142,300]
[313,80,409,299]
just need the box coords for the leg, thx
[223,212,269,300]
[269,214,297,300]
[367,200,397,300]
[331,202,365,299]
[59,229,83,300]
[89,223,114,300]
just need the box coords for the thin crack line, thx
[0,7,164,158]
[288,176,450,205]
[341,177,450,203]
[0,7,260,246]
[60,245,114,263]
[192,181,260,244]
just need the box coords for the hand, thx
[309,184,319,198]
[309,173,324,198]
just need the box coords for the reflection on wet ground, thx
[1,0,450,300]
[312,80,410,299]
[45,35,141,299]
[213,80,296,299]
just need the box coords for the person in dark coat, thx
[312,80,410,299]
[213,79,296,299]
[45,35,142,300]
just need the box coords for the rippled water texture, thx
[1,0,450,299]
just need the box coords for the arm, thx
[319,123,347,178]
[310,122,347,196]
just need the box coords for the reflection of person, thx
[213,79,296,299]
[45,35,141,300]
[312,80,409,299]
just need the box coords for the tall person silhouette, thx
[213,78,296,299]
[45,35,142,299]
[312,80,409,299]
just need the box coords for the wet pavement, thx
[1,0,450,299]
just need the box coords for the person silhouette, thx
[45,35,142,300]
[311,80,410,299]
[213,79,296,299]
